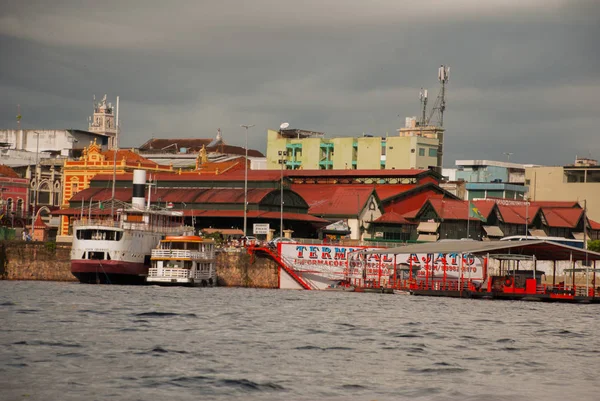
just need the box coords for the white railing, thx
[151,249,215,259]
[74,219,120,228]
[148,268,190,278]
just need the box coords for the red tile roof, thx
[542,208,583,228]
[101,149,162,168]
[291,185,376,216]
[0,165,19,178]
[426,198,483,221]
[372,211,415,224]
[139,138,264,157]
[590,219,600,230]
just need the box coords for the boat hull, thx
[71,260,148,285]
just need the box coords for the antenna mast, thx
[427,65,450,127]
[419,88,428,126]
[17,104,22,131]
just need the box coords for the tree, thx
[588,240,600,253]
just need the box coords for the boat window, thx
[76,229,123,241]
[88,251,105,260]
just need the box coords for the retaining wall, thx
[0,242,280,288]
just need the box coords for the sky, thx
[0,0,598,167]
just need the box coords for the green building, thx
[266,128,440,171]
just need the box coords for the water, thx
[1,281,599,401]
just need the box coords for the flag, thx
[469,202,486,222]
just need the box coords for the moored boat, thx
[147,235,216,287]
[70,170,192,284]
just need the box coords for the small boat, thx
[147,235,217,287]
[324,281,355,292]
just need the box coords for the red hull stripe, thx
[71,260,148,276]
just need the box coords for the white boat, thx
[70,170,192,284]
[147,235,217,286]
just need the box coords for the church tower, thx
[88,94,117,148]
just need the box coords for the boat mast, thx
[111,96,119,219]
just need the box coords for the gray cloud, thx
[1,0,598,166]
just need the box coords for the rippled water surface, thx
[1,281,599,401]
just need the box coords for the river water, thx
[1,281,599,401]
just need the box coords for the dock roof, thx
[354,240,600,262]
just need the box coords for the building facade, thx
[525,158,600,221]
[266,129,439,171]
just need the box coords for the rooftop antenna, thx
[427,65,450,127]
[419,88,428,126]
[16,104,22,132]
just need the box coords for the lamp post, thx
[524,197,530,239]
[503,152,513,162]
[241,124,254,236]
[278,150,287,238]
[31,132,40,238]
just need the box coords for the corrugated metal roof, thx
[375,185,417,201]
[428,199,485,221]
[497,204,539,224]
[284,169,437,178]
[291,185,376,216]
[357,240,600,261]
[372,211,415,224]
[542,208,583,228]
[71,187,280,206]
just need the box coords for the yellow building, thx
[266,129,439,171]
[57,139,174,240]
[525,160,600,221]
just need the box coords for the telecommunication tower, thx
[427,65,450,127]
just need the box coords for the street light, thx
[503,152,513,162]
[31,132,40,239]
[278,150,287,238]
[241,124,254,236]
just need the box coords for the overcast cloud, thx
[1,0,598,166]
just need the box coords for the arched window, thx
[16,199,23,217]
[6,198,13,212]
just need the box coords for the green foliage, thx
[588,240,600,253]
[201,231,224,246]
[45,241,57,253]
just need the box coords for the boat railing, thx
[73,219,120,228]
[148,267,190,278]
[151,249,215,259]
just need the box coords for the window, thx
[418,148,425,156]
[428,148,437,157]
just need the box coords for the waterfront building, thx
[138,129,264,170]
[453,159,531,201]
[0,165,29,229]
[265,127,439,171]
[56,139,174,241]
[525,157,600,222]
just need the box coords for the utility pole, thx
[31,132,40,239]
[278,150,287,238]
[241,124,254,236]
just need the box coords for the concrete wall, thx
[0,242,75,281]
[357,137,382,169]
[331,137,354,169]
[1,243,280,288]
[526,166,600,221]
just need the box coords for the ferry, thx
[147,235,217,287]
[70,170,193,284]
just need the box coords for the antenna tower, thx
[419,88,428,126]
[427,65,450,127]
[17,104,22,131]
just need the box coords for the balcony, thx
[151,249,215,260]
